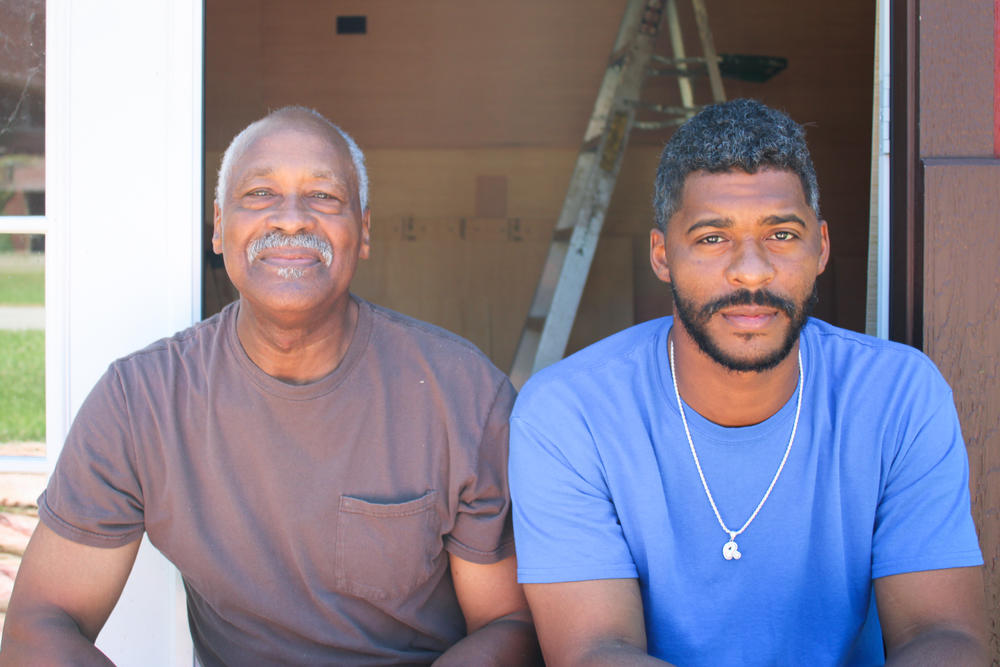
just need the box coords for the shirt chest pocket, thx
[335,490,444,601]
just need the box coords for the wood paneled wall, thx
[923,161,1000,658]
[918,0,1000,657]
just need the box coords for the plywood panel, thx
[830,255,868,334]
[566,236,634,357]
[919,0,995,157]
[633,234,673,323]
[205,0,875,159]
[475,175,508,218]
[205,0,626,151]
[353,226,634,372]
[923,160,1000,651]
[365,148,576,220]
[351,229,553,371]
[203,0,265,150]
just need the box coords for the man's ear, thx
[816,220,831,275]
[212,202,223,254]
[359,208,372,260]
[649,227,672,283]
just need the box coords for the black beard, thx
[670,282,818,373]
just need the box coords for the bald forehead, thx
[245,114,351,161]
[221,115,357,202]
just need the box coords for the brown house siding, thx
[923,160,1000,656]
[917,0,1000,656]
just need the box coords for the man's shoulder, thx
[110,302,234,375]
[803,318,941,376]
[802,318,952,409]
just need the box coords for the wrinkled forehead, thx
[666,167,817,231]
[228,117,356,190]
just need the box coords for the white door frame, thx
[44,0,203,663]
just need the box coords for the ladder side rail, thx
[691,0,726,102]
[509,148,600,385]
[529,17,665,375]
[665,0,696,113]
[531,163,623,372]
[509,148,601,386]
[510,0,667,386]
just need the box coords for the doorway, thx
[202,0,876,372]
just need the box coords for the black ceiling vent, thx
[336,16,366,35]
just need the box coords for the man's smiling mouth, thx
[246,231,334,267]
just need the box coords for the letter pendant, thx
[722,540,742,561]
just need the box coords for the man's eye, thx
[312,192,332,200]
[247,189,272,197]
[771,230,796,241]
[699,234,724,244]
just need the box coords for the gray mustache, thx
[246,232,333,267]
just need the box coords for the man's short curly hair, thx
[652,98,819,231]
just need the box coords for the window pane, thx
[0,233,44,456]
[0,0,45,216]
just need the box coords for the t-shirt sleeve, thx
[38,364,146,548]
[871,380,983,579]
[443,376,517,565]
[509,397,638,584]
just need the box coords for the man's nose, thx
[268,195,315,233]
[725,239,776,288]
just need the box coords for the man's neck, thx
[669,324,801,427]
[235,295,359,385]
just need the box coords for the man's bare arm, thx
[433,554,541,666]
[524,578,671,667]
[0,522,141,666]
[875,566,988,666]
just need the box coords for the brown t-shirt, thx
[39,297,516,665]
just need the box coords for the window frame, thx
[0,204,56,476]
[0,1,203,662]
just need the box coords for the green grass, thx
[0,252,44,305]
[0,330,45,442]
[0,271,44,305]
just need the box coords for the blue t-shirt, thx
[510,317,982,665]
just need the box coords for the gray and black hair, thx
[215,106,369,212]
[652,98,819,231]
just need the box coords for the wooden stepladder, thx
[509,0,727,388]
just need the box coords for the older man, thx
[2,107,537,665]
[509,99,986,665]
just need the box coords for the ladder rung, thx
[633,119,687,131]
[648,65,709,79]
[650,54,712,65]
[638,102,702,116]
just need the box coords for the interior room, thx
[203,0,876,372]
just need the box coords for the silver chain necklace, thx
[669,339,804,561]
